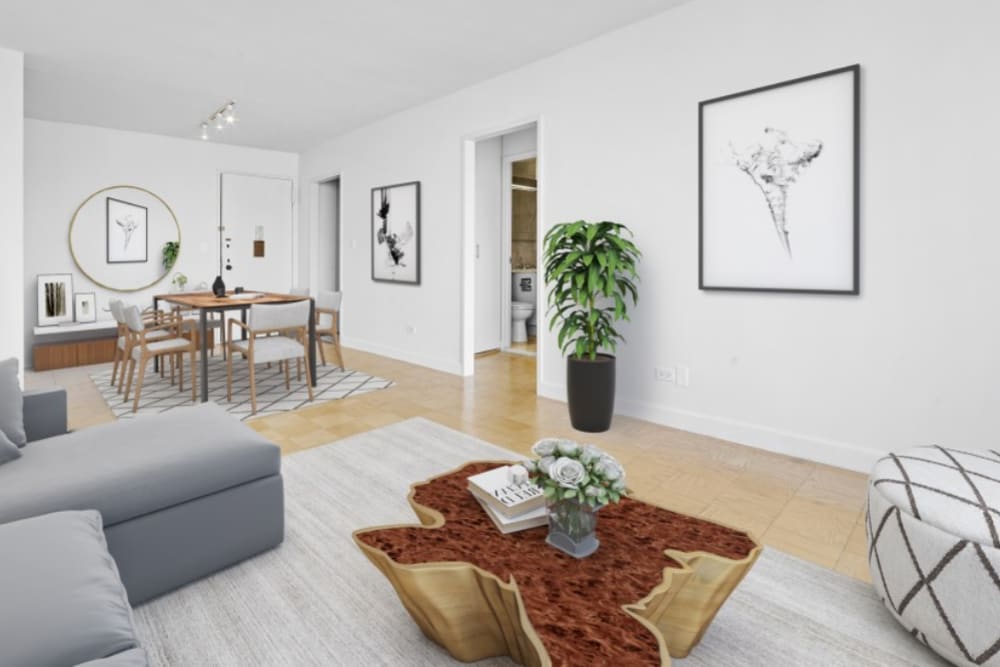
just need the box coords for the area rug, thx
[132,418,945,666]
[90,357,392,421]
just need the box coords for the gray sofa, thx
[0,389,285,665]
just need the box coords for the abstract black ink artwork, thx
[37,274,74,326]
[371,181,420,284]
[106,197,148,264]
[699,65,859,294]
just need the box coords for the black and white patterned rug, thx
[91,357,393,421]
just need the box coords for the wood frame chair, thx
[121,305,197,412]
[315,290,344,369]
[109,299,171,391]
[226,300,314,415]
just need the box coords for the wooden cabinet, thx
[34,337,117,371]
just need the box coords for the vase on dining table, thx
[545,497,599,558]
[212,275,226,297]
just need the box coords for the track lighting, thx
[199,100,238,140]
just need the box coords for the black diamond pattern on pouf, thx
[867,446,1000,666]
[91,357,393,421]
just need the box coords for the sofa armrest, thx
[23,388,68,442]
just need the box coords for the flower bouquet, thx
[524,438,626,557]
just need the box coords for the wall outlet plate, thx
[654,367,675,383]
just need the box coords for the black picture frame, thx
[371,181,421,285]
[106,196,149,264]
[698,64,860,295]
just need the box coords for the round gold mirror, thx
[68,185,181,292]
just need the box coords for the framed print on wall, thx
[37,274,74,326]
[106,196,148,264]
[74,292,97,323]
[371,181,420,285]
[699,64,860,294]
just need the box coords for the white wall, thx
[23,119,298,362]
[316,179,339,291]
[474,137,502,352]
[0,47,24,371]
[298,0,1000,471]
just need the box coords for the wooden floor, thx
[26,346,871,583]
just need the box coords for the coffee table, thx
[353,461,761,666]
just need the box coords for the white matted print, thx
[371,181,420,284]
[37,274,74,326]
[699,65,859,294]
[74,292,97,323]
[106,197,148,264]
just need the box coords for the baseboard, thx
[341,336,463,376]
[538,382,877,473]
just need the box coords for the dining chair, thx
[109,299,171,391]
[227,300,314,415]
[315,290,344,369]
[121,305,197,412]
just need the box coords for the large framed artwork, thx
[37,274,74,326]
[371,181,420,285]
[106,196,148,264]
[699,64,860,294]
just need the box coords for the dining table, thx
[153,291,317,403]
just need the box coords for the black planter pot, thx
[566,354,616,433]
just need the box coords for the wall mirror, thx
[69,185,180,292]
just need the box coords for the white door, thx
[474,138,502,353]
[220,173,294,292]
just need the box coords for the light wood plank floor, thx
[26,346,871,583]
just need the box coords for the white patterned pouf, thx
[867,446,1000,666]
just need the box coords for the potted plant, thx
[543,220,639,432]
[162,241,180,270]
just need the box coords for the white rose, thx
[612,478,626,492]
[537,456,556,475]
[549,457,586,489]
[556,439,580,456]
[532,439,558,457]
[579,444,603,464]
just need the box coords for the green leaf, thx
[563,488,578,499]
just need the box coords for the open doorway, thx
[472,125,538,358]
[316,177,340,291]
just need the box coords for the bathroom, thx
[473,124,538,358]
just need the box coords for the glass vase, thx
[546,497,599,558]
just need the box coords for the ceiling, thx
[0,1,685,152]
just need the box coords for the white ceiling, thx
[0,0,685,152]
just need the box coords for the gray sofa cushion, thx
[0,402,280,527]
[76,648,148,666]
[0,510,141,666]
[0,429,21,465]
[0,357,26,447]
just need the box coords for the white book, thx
[467,465,545,518]
[475,497,548,534]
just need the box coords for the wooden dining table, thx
[153,291,317,403]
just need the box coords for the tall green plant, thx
[544,220,640,361]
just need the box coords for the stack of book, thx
[467,465,547,534]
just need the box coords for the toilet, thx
[511,271,536,343]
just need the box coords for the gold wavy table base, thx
[354,462,761,666]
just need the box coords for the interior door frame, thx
[500,149,537,352]
[307,171,344,294]
[460,116,543,380]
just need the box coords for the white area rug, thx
[132,418,946,666]
[90,356,392,421]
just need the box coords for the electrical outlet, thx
[677,365,690,387]
[654,367,675,383]
[406,324,417,335]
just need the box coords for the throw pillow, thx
[0,358,26,447]
[0,429,21,466]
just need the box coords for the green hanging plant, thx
[162,241,180,270]
[543,220,640,361]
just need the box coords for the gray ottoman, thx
[0,510,146,666]
[867,446,1000,666]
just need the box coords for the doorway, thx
[472,125,538,358]
[316,177,340,291]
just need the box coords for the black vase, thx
[212,275,226,297]
[566,354,616,433]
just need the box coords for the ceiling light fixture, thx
[199,100,237,140]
